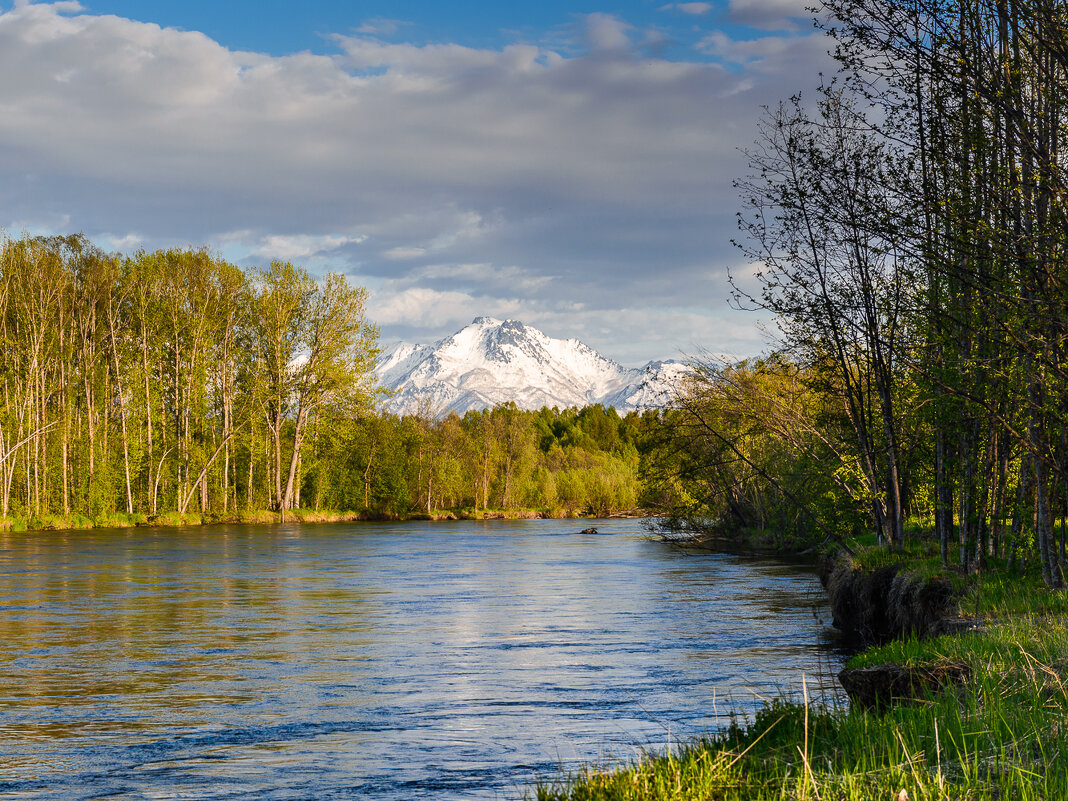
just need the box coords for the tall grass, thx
[537,630,1068,799]
[537,551,1068,800]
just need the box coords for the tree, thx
[735,89,912,547]
[251,262,378,520]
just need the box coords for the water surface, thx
[0,519,842,799]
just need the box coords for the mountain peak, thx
[376,318,687,416]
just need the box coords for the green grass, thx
[92,511,150,528]
[145,511,204,527]
[537,619,1068,799]
[26,513,95,530]
[537,535,1068,800]
[841,526,1068,621]
[0,504,613,533]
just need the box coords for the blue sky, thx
[75,1,789,58]
[0,0,832,364]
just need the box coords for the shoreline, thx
[0,507,653,534]
[537,535,1068,800]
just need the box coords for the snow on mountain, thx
[376,317,689,416]
[604,360,694,411]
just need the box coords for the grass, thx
[834,522,1068,623]
[92,511,150,528]
[536,534,1068,800]
[147,511,204,527]
[0,505,608,533]
[537,622,1068,799]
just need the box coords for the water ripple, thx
[0,519,844,799]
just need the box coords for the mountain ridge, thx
[376,317,688,416]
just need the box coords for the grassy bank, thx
[0,506,629,533]
[536,536,1068,800]
[0,509,362,532]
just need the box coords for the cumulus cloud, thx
[584,12,634,51]
[727,0,812,31]
[96,232,144,251]
[354,18,409,37]
[0,2,835,362]
[659,3,714,16]
[372,287,523,329]
[250,233,366,262]
[697,29,827,72]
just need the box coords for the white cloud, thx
[697,29,827,72]
[5,212,73,237]
[354,18,409,37]
[412,263,554,292]
[515,305,771,366]
[0,2,836,363]
[727,0,811,31]
[658,2,713,14]
[584,12,633,52]
[97,232,143,251]
[251,233,366,262]
[372,287,522,328]
[383,246,428,260]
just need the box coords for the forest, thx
[650,0,1068,588]
[0,232,650,525]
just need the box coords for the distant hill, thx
[376,316,690,416]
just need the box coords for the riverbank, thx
[0,506,650,533]
[536,535,1068,800]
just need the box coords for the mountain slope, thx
[376,317,687,415]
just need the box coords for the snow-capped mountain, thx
[376,317,687,416]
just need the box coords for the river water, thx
[0,518,843,799]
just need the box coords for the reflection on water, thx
[0,519,843,799]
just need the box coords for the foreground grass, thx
[538,620,1068,799]
[537,537,1068,800]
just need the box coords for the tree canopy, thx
[655,0,1068,586]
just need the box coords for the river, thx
[0,518,844,799]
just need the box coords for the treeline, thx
[659,0,1068,585]
[0,233,651,523]
[0,233,377,522]
[314,404,652,517]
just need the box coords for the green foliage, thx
[669,0,1068,583]
[304,403,646,518]
[0,231,671,529]
[0,233,378,527]
[642,358,871,545]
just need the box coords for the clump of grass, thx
[955,565,1068,619]
[147,511,203,527]
[838,530,1068,625]
[286,508,362,523]
[232,509,281,524]
[848,535,942,573]
[26,513,94,530]
[91,511,149,528]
